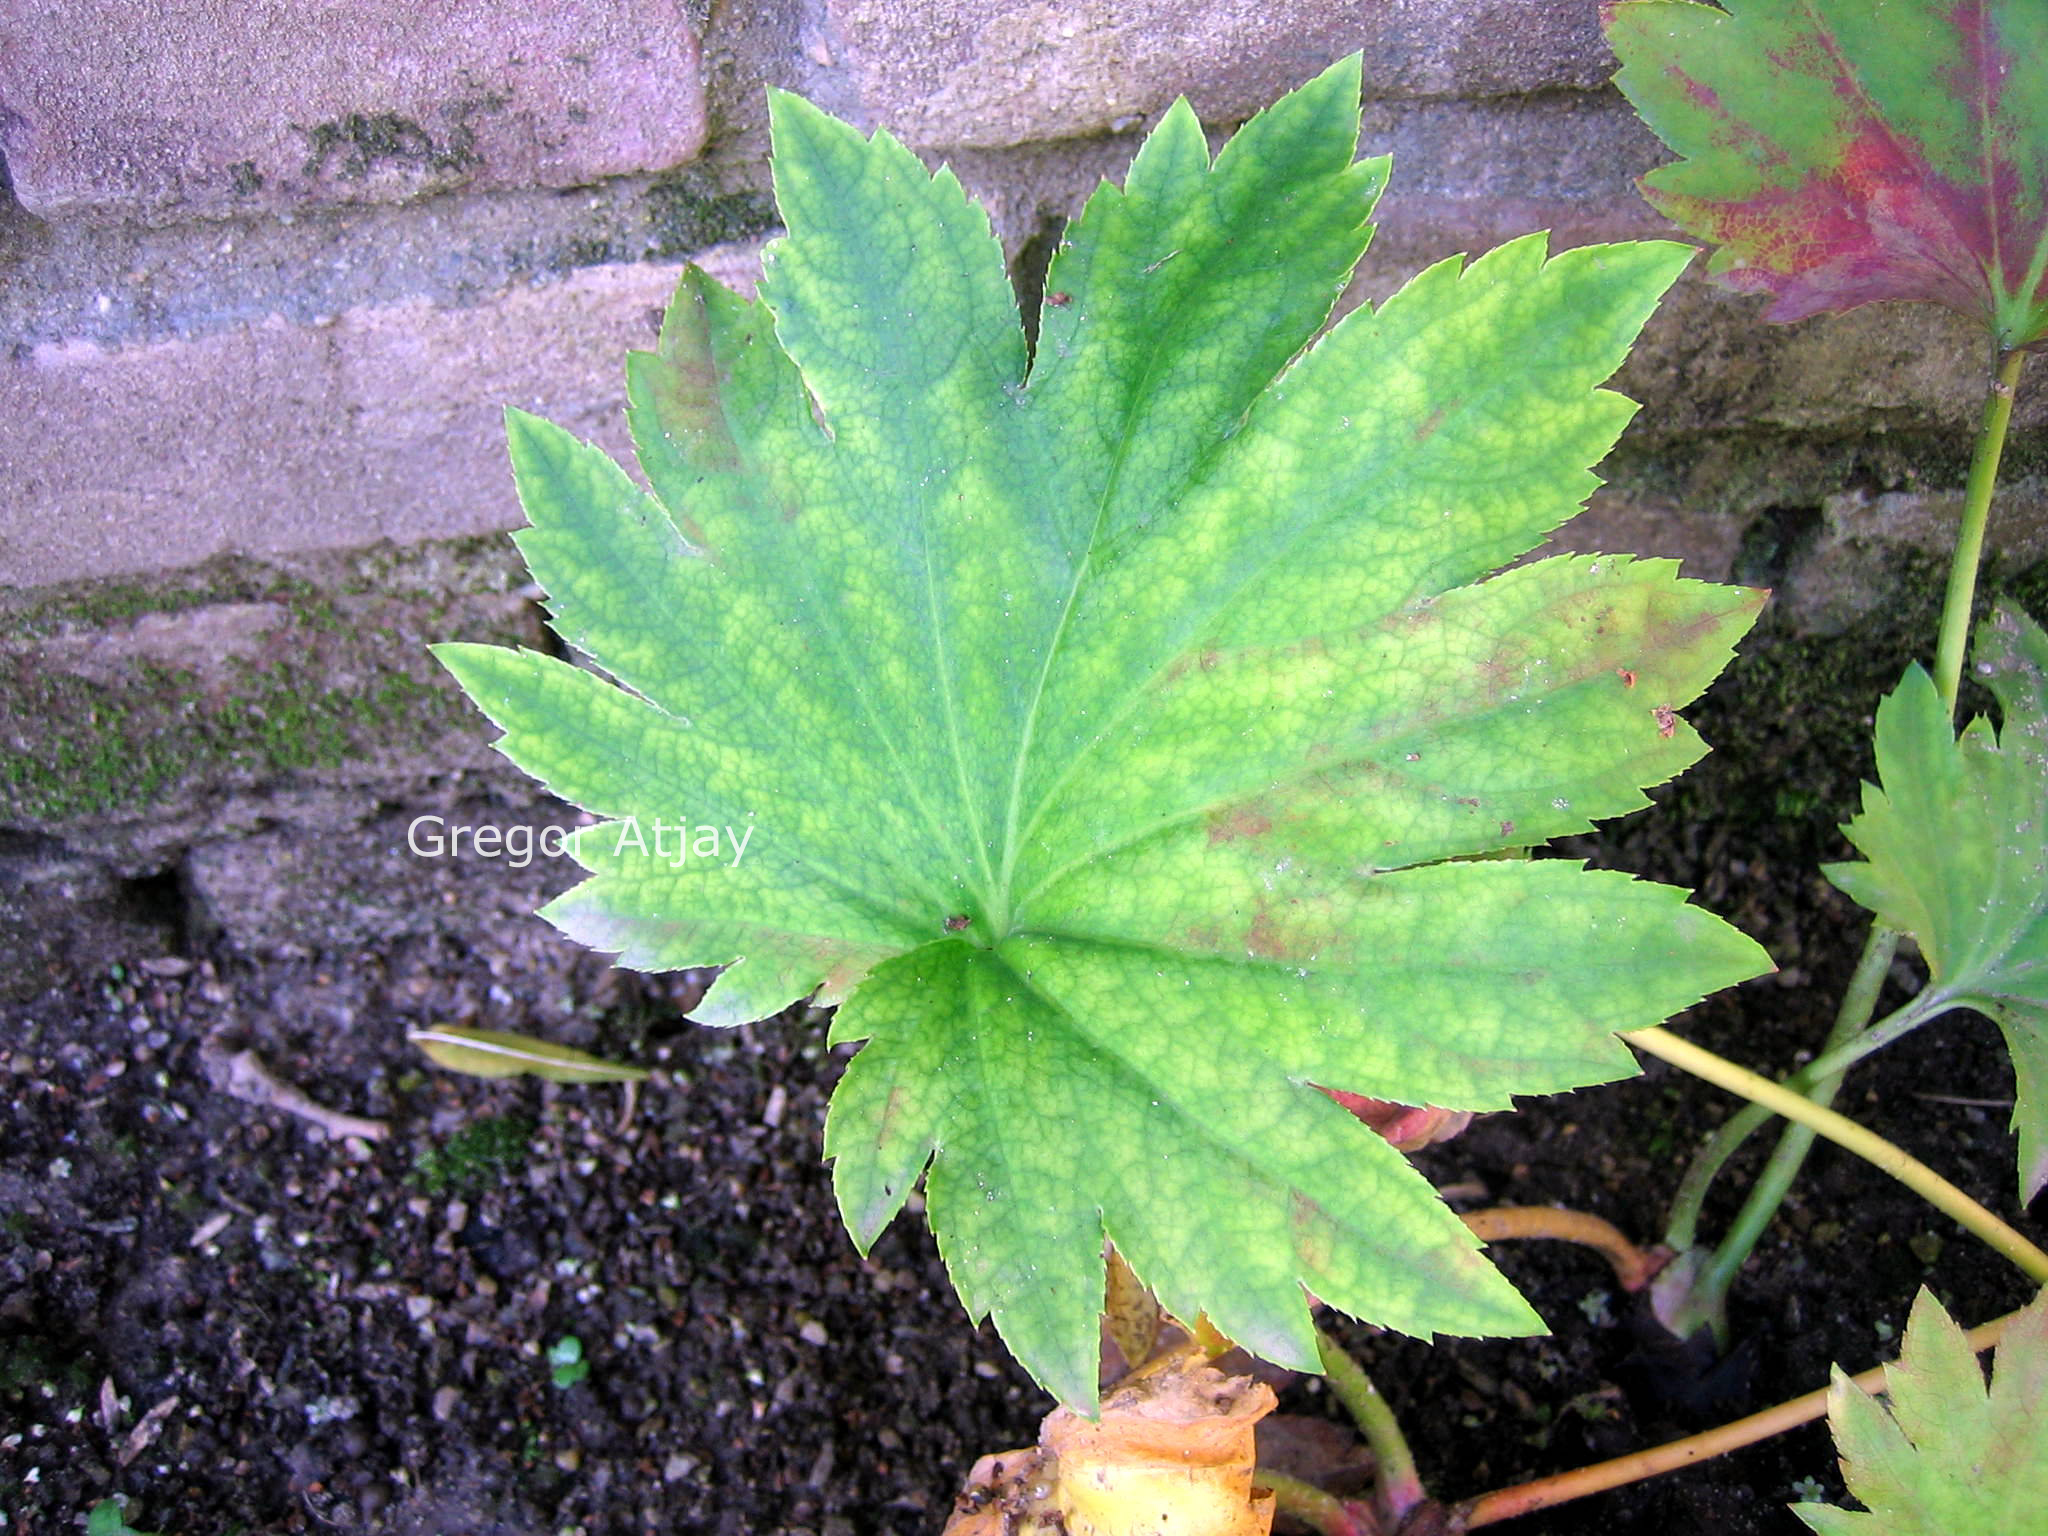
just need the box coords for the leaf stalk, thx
[1933,347,2026,718]
[1657,927,1899,1341]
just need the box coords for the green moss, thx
[642,173,778,261]
[1,547,535,825]
[0,642,467,822]
[4,543,524,641]
[299,104,496,181]
[16,578,276,638]
[412,1113,536,1194]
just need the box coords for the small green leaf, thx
[438,60,1770,1406]
[410,1026,651,1084]
[1796,1287,2048,1534]
[87,1502,154,1536]
[547,1335,590,1389]
[1825,606,2048,1198]
[1608,0,2048,350]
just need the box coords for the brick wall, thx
[3,0,2044,980]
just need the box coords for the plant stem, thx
[1461,1206,1662,1291]
[1794,987,1952,1084]
[1663,1096,1774,1253]
[1629,1027,2048,1282]
[1251,1470,1372,1536]
[1933,346,2026,718]
[1662,929,1900,1253]
[1669,929,1901,1342]
[1317,1328,1425,1523]
[1456,1303,2026,1527]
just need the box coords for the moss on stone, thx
[641,172,777,261]
[0,543,537,828]
[11,573,300,640]
[300,111,485,181]
[0,643,465,824]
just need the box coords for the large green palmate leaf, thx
[1825,606,2048,1200]
[1607,0,2048,350]
[1797,1287,2048,1535]
[435,59,1772,1407]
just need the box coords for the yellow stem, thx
[1458,1306,2024,1527]
[1628,1028,2048,1283]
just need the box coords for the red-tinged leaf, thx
[1608,0,2048,350]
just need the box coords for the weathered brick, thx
[0,0,708,224]
[801,0,1611,150]
[0,244,763,589]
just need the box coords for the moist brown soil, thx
[3,611,2042,1536]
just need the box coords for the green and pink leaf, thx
[1608,0,2048,349]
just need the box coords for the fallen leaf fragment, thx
[117,1393,180,1467]
[409,1025,651,1084]
[200,1042,388,1142]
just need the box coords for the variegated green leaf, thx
[437,59,1769,1407]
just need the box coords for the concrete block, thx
[0,243,764,589]
[1,0,708,224]
[801,0,1611,150]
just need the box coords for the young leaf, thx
[1607,0,2048,350]
[86,1502,157,1536]
[410,1026,651,1084]
[435,59,1771,1406]
[1796,1287,2048,1534]
[1825,606,2048,1198]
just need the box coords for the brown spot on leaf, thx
[1289,1190,1334,1271]
[1412,400,1457,446]
[1618,668,1637,688]
[1208,807,1274,844]
[1244,909,1288,960]
[944,914,972,932]
[1654,704,1678,738]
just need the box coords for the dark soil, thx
[4,609,2042,1536]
